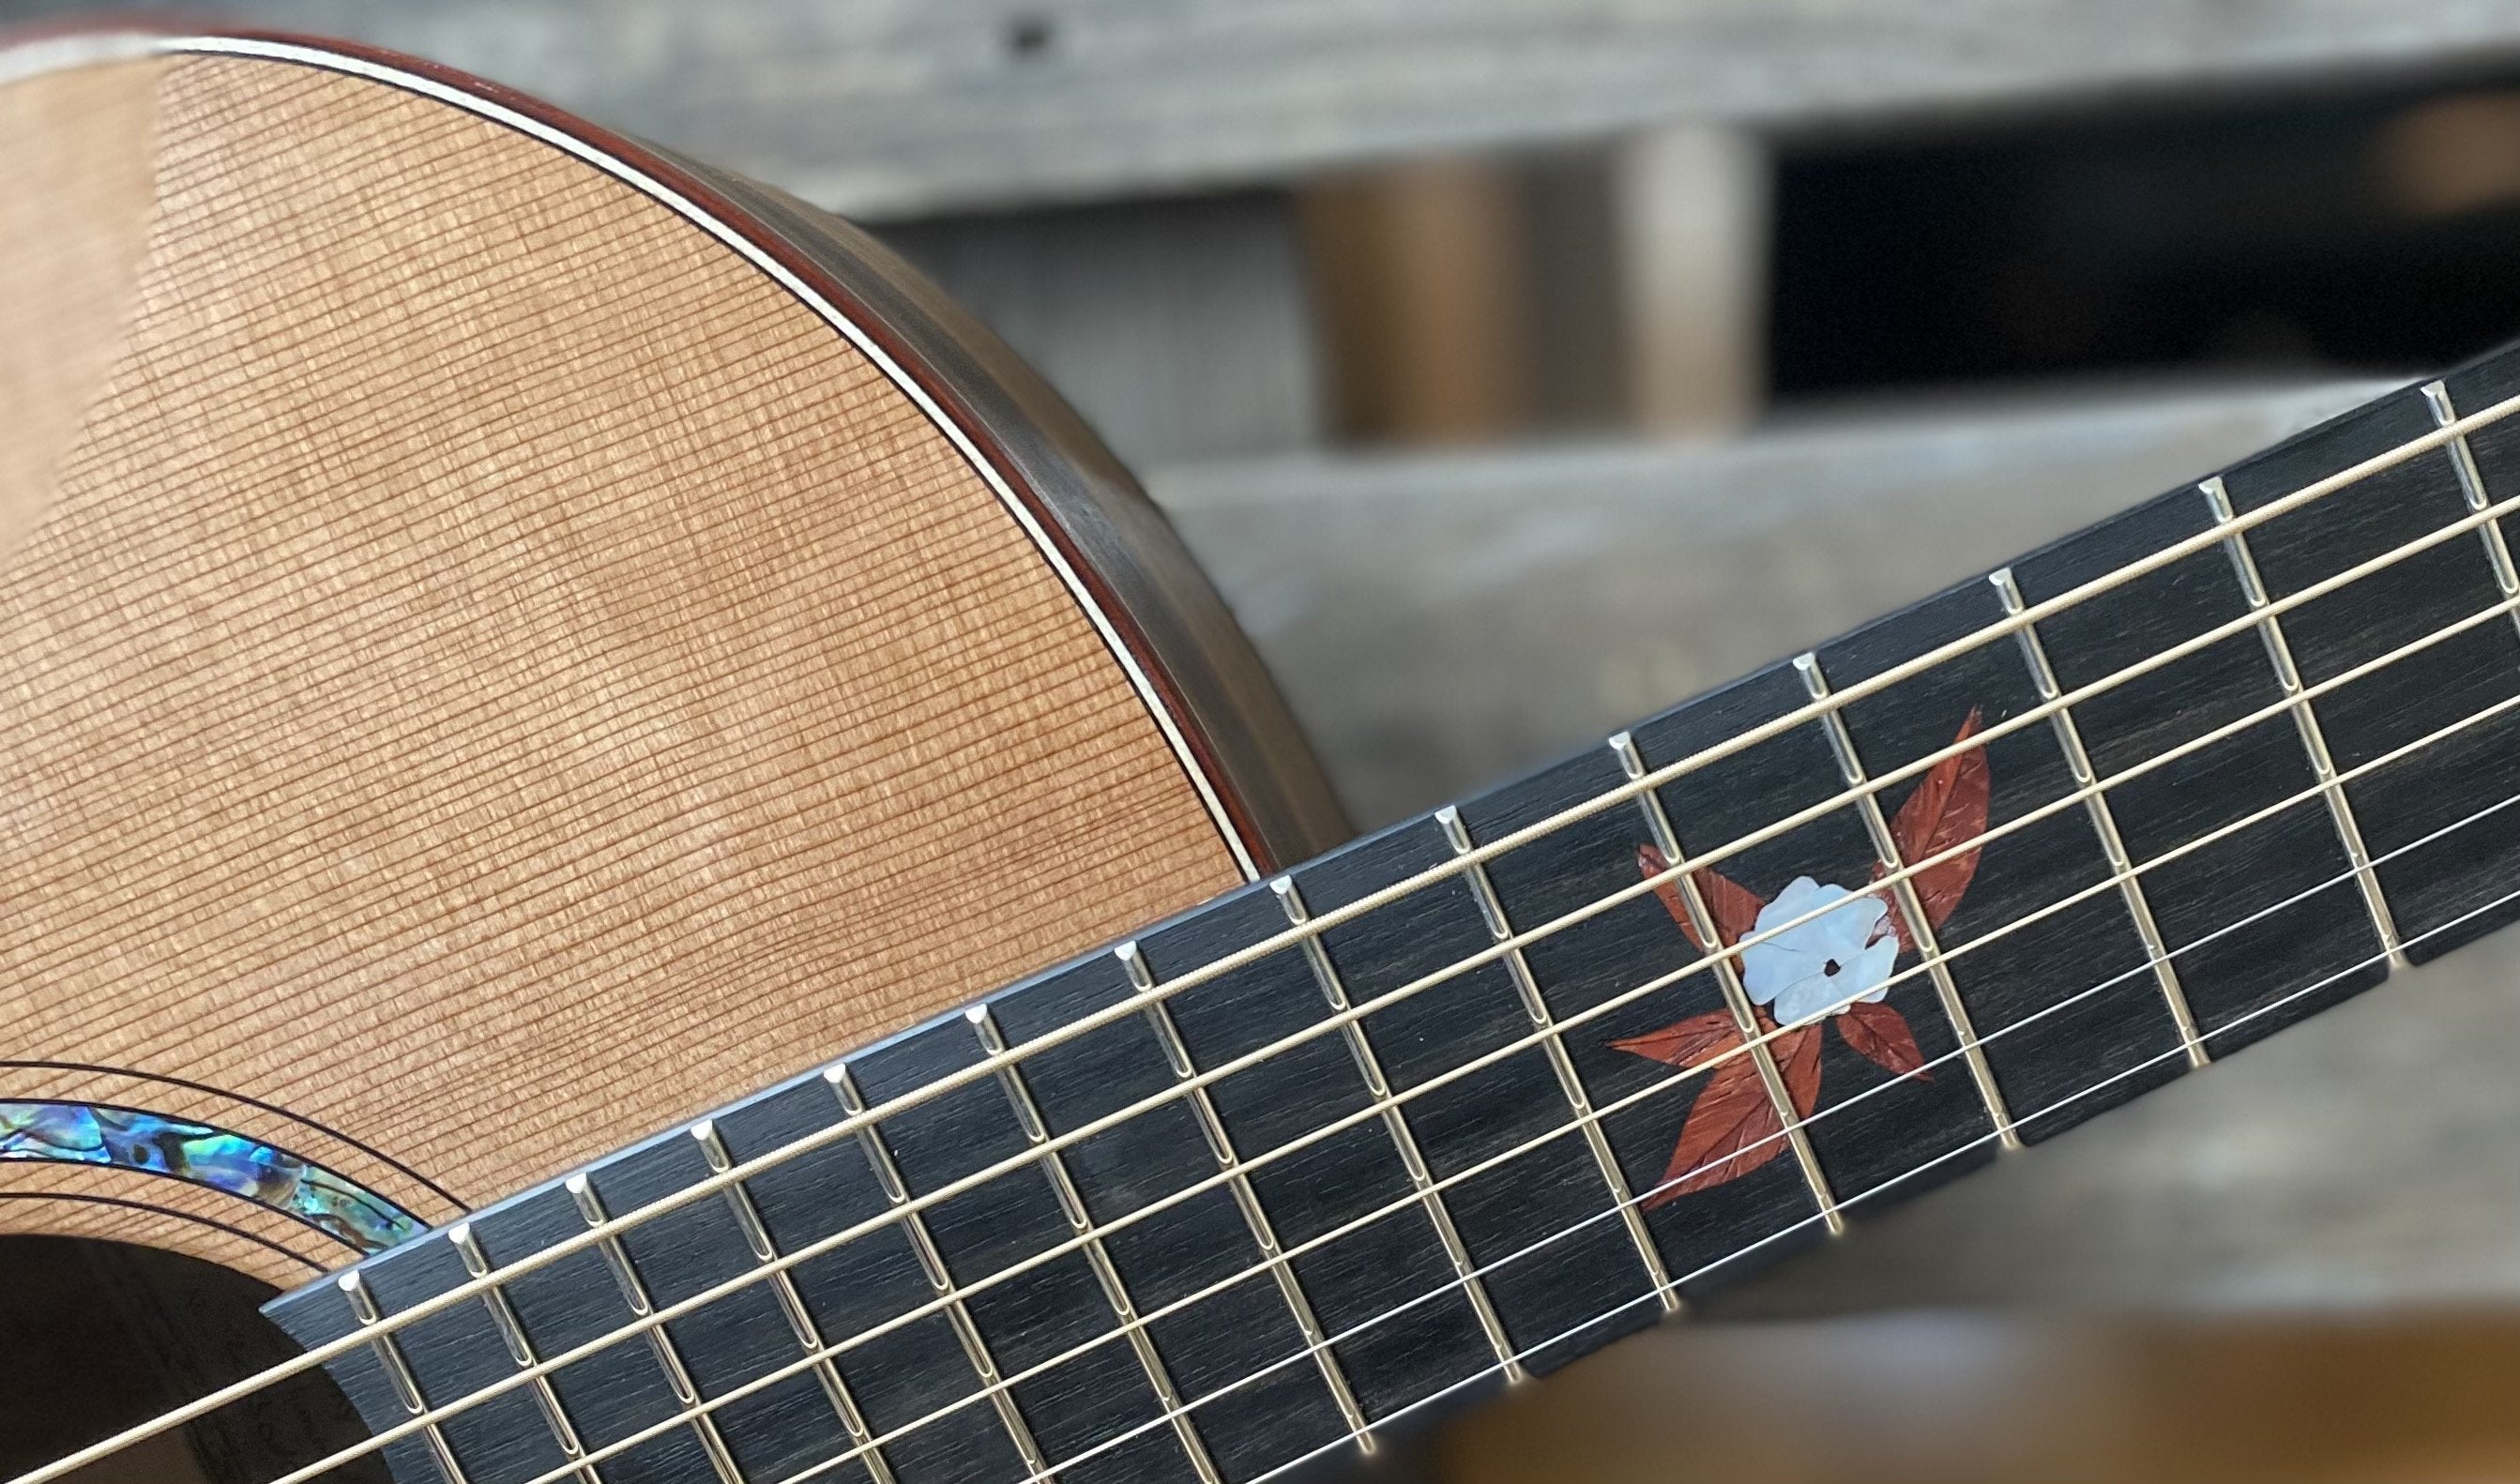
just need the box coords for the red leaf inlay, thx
[1609,1009,1740,1070]
[1642,1050,1785,1205]
[1636,843,1764,951]
[1773,1017,1823,1118]
[1617,1007,1824,1204]
[1880,708,1991,949]
[1834,999,1931,1081]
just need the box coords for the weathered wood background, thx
[14,1,2520,1476]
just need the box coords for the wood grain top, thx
[0,50,1247,1285]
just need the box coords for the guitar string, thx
[944,863,2520,1484]
[227,644,2520,1484]
[572,773,2520,1484]
[19,387,2519,1484]
[1225,893,2479,1484]
[478,764,2501,1484]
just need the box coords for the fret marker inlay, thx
[1792,655,2023,1149]
[1607,735,1848,1230]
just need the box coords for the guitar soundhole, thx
[0,1236,384,1484]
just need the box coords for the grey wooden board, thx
[881,195,1321,466]
[1151,377,2520,1310]
[1153,380,2394,829]
[19,0,2520,216]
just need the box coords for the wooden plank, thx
[1153,379,2392,829]
[41,0,2520,216]
[882,195,1321,465]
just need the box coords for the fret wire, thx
[1076,856,2520,1484]
[563,1176,751,1484]
[419,739,2520,1484]
[827,826,2520,1484]
[43,386,2520,1484]
[1269,875,1528,1383]
[446,1223,604,1484]
[688,1122,899,1484]
[338,1269,474,1484]
[1436,802,1684,1310]
[1794,653,2020,1147]
[242,574,2520,1484]
[1608,734,1847,1232]
[825,1065,1055,1482]
[2421,382,2520,645]
[2201,476,2410,969]
[965,1004,1226,1484]
[1990,568,2209,1068]
[1115,941,1380,1452]
[226,579,2520,1484]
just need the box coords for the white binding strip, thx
[154,33,1261,880]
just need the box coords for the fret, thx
[1435,803,1681,1311]
[827,1063,1055,1484]
[269,342,2520,1484]
[2200,474,2410,971]
[1798,577,2177,1146]
[967,1004,1225,1484]
[707,1073,1015,1484]
[686,1122,896,1484]
[988,946,1354,1482]
[2202,375,2520,979]
[1609,733,1847,1233]
[353,1218,605,1484]
[2421,380,2520,635]
[563,1175,749,1484]
[1454,739,1829,1293]
[851,997,1215,1484]
[1143,877,1499,1425]
[1284,816,1662,1378]
[1793,651,2022,1148]
[1116,940,1379,1454]
[1260,882,1511,1380]
[2007,485,2383,1057]
[1989,567,2209,1069]
[343,1270,474,1484]
[1268,875,1526,1384]
[447,1223,603,1484]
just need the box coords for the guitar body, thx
[0,27,1342,1313]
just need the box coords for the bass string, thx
[22,391,2520,1484]
[260,705,2520,1484]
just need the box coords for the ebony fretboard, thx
[270,340,2520,1484]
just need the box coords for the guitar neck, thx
[269,341,2520,1484]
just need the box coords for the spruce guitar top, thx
[9,23,2520,1484]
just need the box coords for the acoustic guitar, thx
[9,24,2520,1484]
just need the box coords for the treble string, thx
[513,754,2520,1484]
[230,575,2520,1484]
[17,386,2520,1484]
